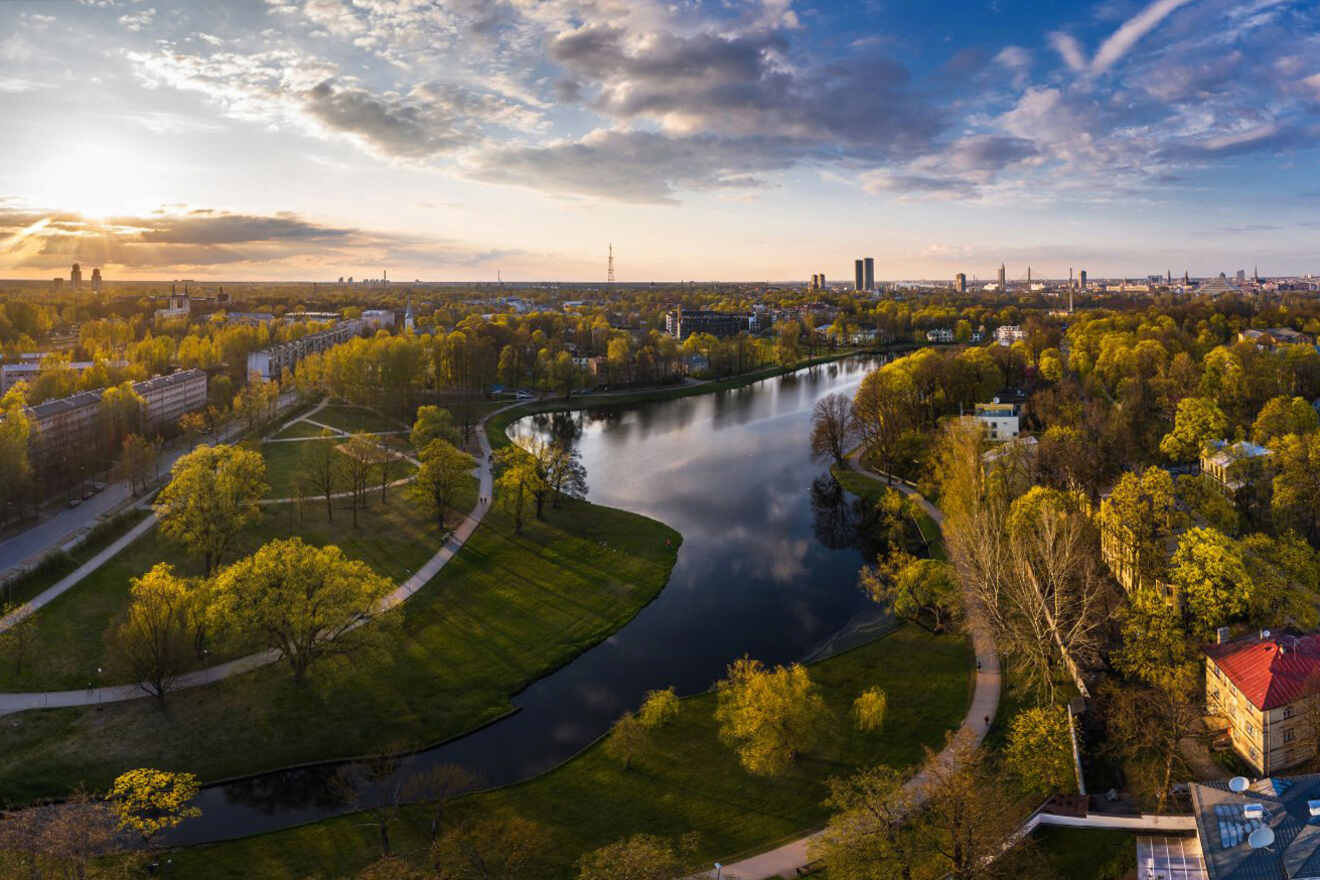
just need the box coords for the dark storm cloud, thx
[134,212,355,244]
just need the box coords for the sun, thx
[31,144,153,220]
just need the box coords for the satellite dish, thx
[1230,776,1250,793]
[1249,826,1275,849]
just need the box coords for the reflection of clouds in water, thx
[768,538,810,583]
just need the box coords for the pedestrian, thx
[976,659,982,671]
[983,714,990,727]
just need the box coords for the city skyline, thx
[2,0,1319,281]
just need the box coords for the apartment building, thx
[973,402,1020,441]
[1205,631,1320,776]
[246,318,367,381]
[1201,440,1272,497]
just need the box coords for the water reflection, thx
[173,356,891,845]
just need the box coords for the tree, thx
[333,751,409,858]
[577,834,684,880]
[402,764,479,843]
[776,320,802,365]
[97,381,145,459]
[0,788,126,879]
[431,814,549,880]
[1252,395,1318,445]
[155,444,268,574]
[411,439,473,527]
[852,367,917,482]
[1003,706,1075,795]
[337,432,380,527]
[921,742,1031,880]
[714,656,826,775]
[811,765,922,880]
[1273,431,1320,543]
[1242,532,1320,630]
[1101,671,1201,812]
[1001,486,1108,698]
[853,687,887,732]
[1097,467,1182,592]
[209,538,394,683]
[544,441,588,509]
[179,410,206,447]
[1158,396,1227,462]
[114,433,160,496]
[1169,527,1253,637]
[108,563,196,702]
[108,768,202,846]
[411,405,461,451]
[1112,591,1192,687]
[301,428,341,521]
[0,387,31,523]
[604,711,649,770]
[551,350,580,398]
[860,555,960,633]
[233,375,279,434]
[638,686,680,728]
[494,446,543,534]
[811,393,854,465]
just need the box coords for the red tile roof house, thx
[1205,631,1320,776]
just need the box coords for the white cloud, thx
[1048,32,1087,72]
[1090,0,1195,74]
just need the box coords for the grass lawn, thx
[310,405,408,435]
[0,495,679,804]
[830,464,945,559]
[163,625,973,880]
[1033,827,1136,880]
[259,437,418,500]
[269,419,330,440]
[0,482,462,693]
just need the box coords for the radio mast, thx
[607,243,616,284]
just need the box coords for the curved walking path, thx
[0,403,510,717]
[709,453,1001,880]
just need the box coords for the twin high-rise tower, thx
[853,257,875,291]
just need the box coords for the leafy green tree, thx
[97,381,145,458]
[209,538,394,683]
[431,814,549,880]
[577,834,684,880]
[108,563,196,702]
[0,386,31,523]
[852,367,917,481]
[410,439,472,526]
[714,656,826,775]
[603,711,649,771]
[155,444,268,574]
[1252,395,1318,445]
[1003,706,1075,795]
[1241,532,1320,630]
[812,765,922,880]
[860,555,960,633]
[108,769,201,846]
[1113,592,1192,687]
[637,686,680,728]
[1098,467,1182,590]
[410,405,460,451]
[1159,396,1227,462]
[1273,431,1320,542]
[853,687,888,732]
[494,446,544,534]
[1169,527,1253,637]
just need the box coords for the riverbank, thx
[0,494,680,803]
[154,625,972,879]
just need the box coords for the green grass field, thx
[259,437,418,500]
[164,625,972,880]
[0,482,464,693]
[310,405,409,435]
[0,494,679,804]
[1033,827,1135,879]
[269,419,329,440]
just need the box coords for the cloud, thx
[468,129,798,203]
[1048,32,1087,72]
[0,207,517,273]
[118,8,156,32]
[1091,0,1196,73]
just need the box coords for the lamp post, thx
[96,666,102,706]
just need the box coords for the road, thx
[0,392,299,579]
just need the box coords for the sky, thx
[1,0,1319,282]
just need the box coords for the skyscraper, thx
[70,263,81,289]
[1080,269,1088,290]
[997,263,1006,291]
[854,259,864,291]
[1027,266,1032,283]
[864,257,875,292]
[90,267,102,293]
[955,273,966,294]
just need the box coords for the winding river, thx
[172,355,890,845]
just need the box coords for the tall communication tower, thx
[607,243,616,284]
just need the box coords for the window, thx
[1285,706,1296,720]
[1248,723,1256,737]
[1286,728,1297,743]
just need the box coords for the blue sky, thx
[1,0,1318,281]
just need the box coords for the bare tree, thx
[811,393,855,466]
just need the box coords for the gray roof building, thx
[1191,775,1320,879]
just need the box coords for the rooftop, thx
[1191,774,1320,880]
[1206,631,1320,711]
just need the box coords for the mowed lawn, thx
[168,625,972,880]
[269,419,329,440]
[310,405,408,435]
[260,436,419,500]
[0,481,465,693]
[0,496,680,804]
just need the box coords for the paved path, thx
[0,403,507,716]
[709,453,1001,880]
